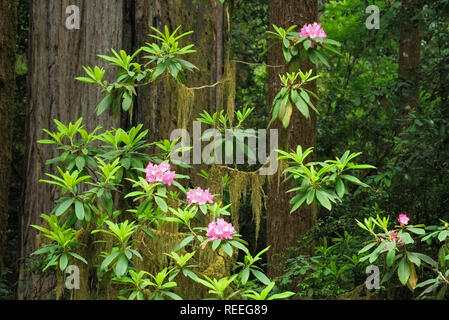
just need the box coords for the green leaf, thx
[152,62,167,80]
[221,242,233,257]
[438,231,449,242]
[282,46,291,63]
[122,93,133,112]
[306,189,315,205]
[316,190,332,211]
[101,250,120,270]
[229,240,249,254]
[398,257,410,285]
[75,156,85,171]
[407,227,425,235]
[96,94,113,116]
[335,178,345,198]
[68,252,88,265]
[154,196,168,213]
[212,239,221,251]
[59,254,68,271]
[251,269,271,285]
[341,174,368,187]
[115,254,129,278]
[407,252,421,267]
[55,198,74,216]
[268,291,295,300]
[291,92,310,119]
[304,40,312,50]
[173,235,194,252]
[386,249,396,267]
[239,268,250,285]
[74,200,85,220]
[358,242,376,254]
[414,253,437,268]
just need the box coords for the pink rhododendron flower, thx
[398,214,410,226]
[383,231,405,249]
[206,218,235,240]
[299,22,327,44]
[145,161,176,186]
[186,187,214,205]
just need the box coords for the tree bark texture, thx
[266,0,318,277]
[398,0,422,120]
[20,0,224,299]
[134,0,218,144]
[0,0,17,282]
[20,0,127,299]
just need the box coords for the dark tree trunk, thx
[0,0,17,282]
[133,0,218,144]
[20,0,223,299]
[19,0,129,299]
[266,0,317,277]
[398,0,422,125]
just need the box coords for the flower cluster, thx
[398,214,410,226]
[145,161,176,186]
[186,187,214,205]
[299,22,327,43]
[380,231,405,248]
[206,218,235,240]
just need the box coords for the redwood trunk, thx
[134,0,218,144]
[266,0,317,277]
[398,0,421,123]
[20,0,127,299]
[0,0,17,281]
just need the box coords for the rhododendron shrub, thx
[31,116,290,300]
[357,214,449,298]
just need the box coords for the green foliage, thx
[76,25,197,117]
[266,24,340,66]
[31,214,87,272]
[278,146,374,212]
[357,216,449,299]
[269,70,320,128]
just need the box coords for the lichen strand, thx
[228,170,248,233]
[250,174,266,244]
[228,169,266,242]
[176,80,195,130]
[220,59,236,124]
[267,158,288,193]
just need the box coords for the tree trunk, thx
[20,0,224,299]
[398,0,421,125]
[133,0,219,145]
[19,0,129,299]
[266,0,317,277]
[0,0,17,282]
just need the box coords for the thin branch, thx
[187,79,230,90]
[233,59,285,69]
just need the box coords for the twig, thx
[187,79,230,90]
[233,59,285,69]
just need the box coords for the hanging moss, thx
[224,168,266,242]
[228,170,248,233]
[176,80,195,130]
[250,174,266,244]
[222,59,236,124]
